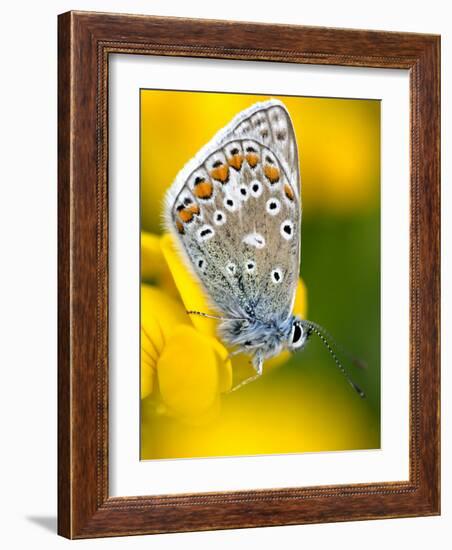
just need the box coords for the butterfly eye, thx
[290,323,304,349]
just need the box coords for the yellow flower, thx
[141,232,307,424]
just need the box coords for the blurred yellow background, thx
[140,89,380,460]
[141,91,380,233]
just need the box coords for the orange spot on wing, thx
[245,153,259,168]
[187,203,200,215]
[210,164,229,183]
[194,180,213,199]
[178,209,195,223]
[228,154,243,171]
[175,220,185,234]
[177,202,200,223]
[264,164,280,184]
[284,183,295,201]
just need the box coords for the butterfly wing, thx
[219,99,299,198]
[164,99,301,323]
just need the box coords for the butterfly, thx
[164,99,365,396]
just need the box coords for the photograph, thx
[52,7,440,539]
[140,90,381,460]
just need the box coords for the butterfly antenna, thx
[304,320,367,370]
[302,321,366,398]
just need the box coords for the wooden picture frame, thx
[58,10,440,538]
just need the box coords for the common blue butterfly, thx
[164,99,365,395]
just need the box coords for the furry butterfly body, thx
[164,99,308,379]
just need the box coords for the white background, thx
[0,0,449,548]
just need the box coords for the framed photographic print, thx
[58,11,440,538]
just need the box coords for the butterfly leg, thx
[228,353,263,393]
[229,373,260,393]
[186,310,247,322]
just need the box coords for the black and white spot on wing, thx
[239,185,249,201]
[226,262,237,276]
[224,195,238,212]
[197,257,207,273]
[213,210,226,226]
[197,224,215,242]
[250,180,263,198]
[271,268,284,284]
[245,260,256,274]
[280,219,294,240]
[266,197,281,216]
[243,232,266,249]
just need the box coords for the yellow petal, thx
[157,325,225,418]
[141,336,156,398]
[160,233,218,337]
[141,232,179,297]
[209,338,233,393]
[140,284,191,399]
